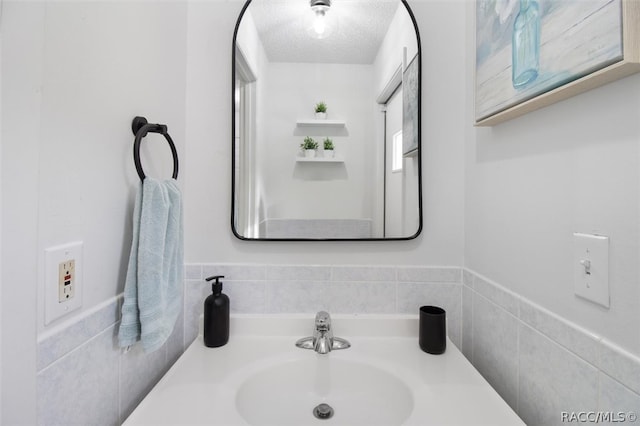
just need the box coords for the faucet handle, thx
[315,311,331,330]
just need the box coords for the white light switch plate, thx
[45,242,83,324]
[573,233,609,308]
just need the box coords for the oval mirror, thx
[232,0,421,240]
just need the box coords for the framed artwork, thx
[475,0,640,126]
[403,54,419,155]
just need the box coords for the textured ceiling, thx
[246,0,402,64]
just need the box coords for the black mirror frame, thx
[231,0,422,241]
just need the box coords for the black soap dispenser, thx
[203,275,230,347]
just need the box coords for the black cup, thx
[419,305,446,354]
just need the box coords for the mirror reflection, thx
[233,0,421,240]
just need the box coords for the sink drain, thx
[313,403,334,420]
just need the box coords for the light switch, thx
[573,233,609,308]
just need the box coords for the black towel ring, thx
[131,116,179,181]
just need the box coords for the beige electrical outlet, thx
[58,259,75,303]
[45,241,83,324]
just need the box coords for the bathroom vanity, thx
[124,314,524,425]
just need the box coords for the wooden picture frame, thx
[475,0,640,127]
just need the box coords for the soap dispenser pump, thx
[203,275,230,347]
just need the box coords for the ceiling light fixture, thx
[310,0,331,37]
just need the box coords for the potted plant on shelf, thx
[300,136,318,158]
[315,101,327,119]
[323,137,334,158]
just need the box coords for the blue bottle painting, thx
[475,0,623,122]
[512,0,540,88]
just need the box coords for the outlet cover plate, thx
[573,233,609,308]
[45,242,83,324]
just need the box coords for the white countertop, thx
[124,314,524,426]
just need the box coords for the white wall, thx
[2,2,44,422]
[185,0,466,265]
[373,2,419,97]
[237,7,379,226]
[403,155,420,235]
[261,62,376,221]
[234,7,270,238]
[35,1,188,332]
[464,4,640,355]
[235,9,262,77]
[373,3,422,238]
[2,1,187,422]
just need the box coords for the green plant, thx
[323,137,334,150]
[300,136,318,150]
[315,101,327,113]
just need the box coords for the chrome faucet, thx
[295,311,351,354]
[313,311,333,354]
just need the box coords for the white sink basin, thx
[124,314,525,426]
[235,357,413,426]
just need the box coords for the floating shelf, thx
[296,156,344,163]
[296,119,346,128]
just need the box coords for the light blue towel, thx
[118,178,184,353]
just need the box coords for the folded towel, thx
[118,178,184,353]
